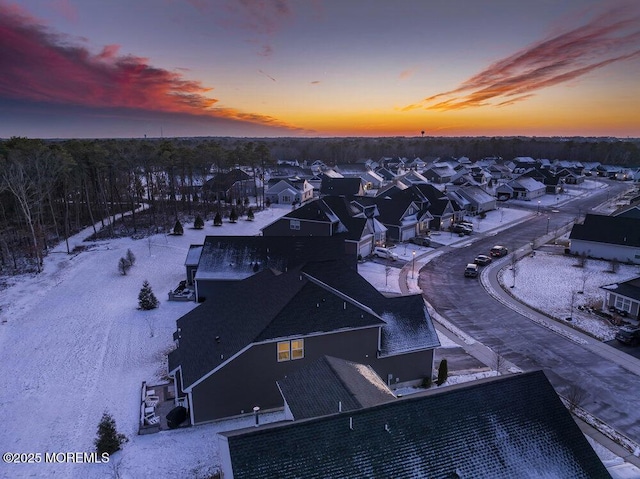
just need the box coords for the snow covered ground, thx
[0,205,291,479]
[498,251,639,340]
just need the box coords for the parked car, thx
[464,263,479,278]
[474,254,492,266]
[409,236,431,246]
[615,326,640,346]
[459,221,474,230]
[373,246,399,261]
[451,224,472,235]
[490,245,509,257]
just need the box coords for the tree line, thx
[1,135,637,275]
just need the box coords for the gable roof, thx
[170,263,385,389]
[569,214,640,248]
[221,371,610,479]
[602,276,640,301]
[277,356,395,420]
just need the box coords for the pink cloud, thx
[0,4,301,131]
[407,3,640,111]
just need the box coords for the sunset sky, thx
[1,0,639,139]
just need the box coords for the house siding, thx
[570,239,640,265]
[604,292,640,319]
[190,328,381,423]
[262,219,332,237]
[189,327,434,424]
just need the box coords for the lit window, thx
[291,339,304,360]
[277,341,290,361]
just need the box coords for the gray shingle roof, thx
[602,277,640,301]
[277,356,395,420]
[570,214,640,248]
[221,371,611,479]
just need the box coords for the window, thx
[277,339,304,361]
[281,195,291,203]
[290,219,300,230]
[277,341,290,361]
[291,339,304,359]
[614,295,632,313]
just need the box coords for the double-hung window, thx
[277,339,304,361]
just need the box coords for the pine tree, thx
[229,208,238,223]
[194,215,204,229]
[95,412,128,455]
[126,249,136,266]
[247,207,254,221]
[213,212,222,226]
[138,280,159,310]
[118,257,131,275]
[173,219,184,235]
[436,359,448,386]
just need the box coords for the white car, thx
[373,246,399,261]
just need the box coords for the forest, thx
[1,135,638,276]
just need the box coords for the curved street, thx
[415,180,640,445]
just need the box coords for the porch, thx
[138,380,190,435]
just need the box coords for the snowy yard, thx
[498,251,639,340]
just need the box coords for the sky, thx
[1,0,639,139]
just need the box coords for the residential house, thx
[191,235,355,301]
[365,188,433,242]
[448,185,497,215]
[261,196,388,257]
[519,168,562,194]
[394,169,430,187]
[203,169,256,202]
[265,177,314,204]
[569,214,640,264]
[218,370,610,479]
[495,177,546,201]
[422,163,458,183]
[320,176,366,197]
[602,277,640,321]
[334,163,384,191]
[185,245,203,286]
[168,260,440,424]
[277,355,396,421]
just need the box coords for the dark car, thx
[410,236,431,246]
[451,224,472,235]
[490,245,508,257]
[474,254,492,266]
[615,326,640,346]
[464,263,479,278]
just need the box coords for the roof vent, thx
[215,336,220,343]
[349,417,353,430]
[384,424,390,433]
[338,401,342,413]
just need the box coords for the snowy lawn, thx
[0,205,290,479]
[498,251,640,340]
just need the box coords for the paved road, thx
[418,180,640,444]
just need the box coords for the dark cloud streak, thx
[405,3,640,112]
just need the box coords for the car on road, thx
[464,263,479,278]
[615,326,640,346]
[409,236,431,246]
[373,246,399,261]
[474,254,492,266]
[490,245,509,257]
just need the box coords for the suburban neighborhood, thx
[2,145,640,478]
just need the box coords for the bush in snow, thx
[229,208,238,223]
[436,359,448,386]
[138,280,159,310]
[213,212,222,226]
[126,248,136,266]
[173,219,184,235]
[118,257,132,276]
[194,215,204,229]
[95,412,128,455]
[246,207,254,221]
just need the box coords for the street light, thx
[412,251,416,279]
